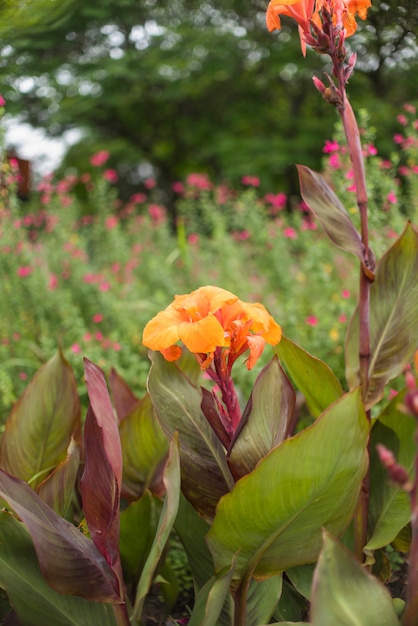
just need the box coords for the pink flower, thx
[172,181,185,194]
[95,332,103,341]
[403,103,416,114]
[397,114,408,126]
[90,151,110,167]
[130,192,147,204]
[112,342,121,351]
[305,316,318,327]
[92,313,103,323]
[241,175,260,187]
[71,343,82,354]
[0,95,6,106]
[323,139,340,153]
[17,266,32,277]
[232,230,251,241]
[103,169,118,183]
[48,273,58,290]
[338,314,347,323]
[388,388,399,400]
[342,289,351,299]
[19,372,28,380]
[387,191,397,204]
[365,144,377,156]
[393,134,404,145]
[148,204,166,224]
[144,178,156,189]
[329,153,341,169]
[188,233,199,245]
[84,333,92,341]
[283,227,297,239]
[186,173,212,190]
[99,282,111,292]
[265,192,287,212]
[105,215,119,229]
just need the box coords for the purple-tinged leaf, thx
[36,437,80,517]
[83,358,122,485]
[119,393,168,501]
[227,357,295,479]
[109,368,139,423]
[345,222,418,409]
[0,470,120,603]
[297,165,374,274]
[0,350,80,488]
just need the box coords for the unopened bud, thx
[312,75,327,95]
[376,444,411,489]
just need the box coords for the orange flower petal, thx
[178,314,226,354]
[142,307,186,350]
[161,345,183,361]
[246,335,266,370]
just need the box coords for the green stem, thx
[233,573,252,626]
[112,602,131,626]
[402,430,418,626]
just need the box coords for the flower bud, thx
[376,444,411,490]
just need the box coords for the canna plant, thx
[0,1,417,626]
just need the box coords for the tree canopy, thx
[1,0,417,198]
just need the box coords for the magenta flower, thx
[103,169,118,183]
[90,151,110,167]
[241,175,260,187]
[0,95,6,106]
[306,315,318,327]
[283,227,297,239]
[387,191,397,204]
[17,266,32,278]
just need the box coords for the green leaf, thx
[147,351,234,521]
[273,578,309,622]
[286,562,316,600]
[245,575,283,626]
[276,336,343,417]
[207,389,369,586]
[174,493,214,591]
[119,393,168,500]
[366,389,415,550]
[119,491,162,580]
[132,433,181,621]
[187,562,236,626]
[311,531,400,626]
[0,350,81,488]
[0,511,117,626]
[345,222,418,409]
[228,357,295,479]
[0,471,120,602]
[296,165,366,263]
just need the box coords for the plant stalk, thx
[233,573,252,626]
[402,429,418,626]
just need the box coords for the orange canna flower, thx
[142,285,282,370]
[266,0,371,53]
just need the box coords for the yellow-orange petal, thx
[238,301,282,345]
[178,314,226,354]
[172,285,238,316]
[142,307,185,350]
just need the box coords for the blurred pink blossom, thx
[342,289,351,298]
[338,314,347,323]
[48,273,58,290]
[328,153,341,169]
[387,191,397,204]
[17,266,32,277]
[105,215,119,229]
[397,114,408,126]
[283,227,297,239]
[90,151,110,166]
[241,175,260,187]
[92,313,103,323]
[71,344,82,354]
[188,233,199,245]
[323,139,339,153]
[403,103,416,114]
[265,192,287,212]
[144,178,156,189]
[172,181,185,194]
[99,282,111,292]
[0,95,6,106]
[19,372,28,380]
[393,134,404,145]
[232,230,251,241]
[186,173,212,190]
[104,169,118,183]
[148,204,166,224]
[388,388,399,400]
[305,316,318,327]
[130,192,147,204]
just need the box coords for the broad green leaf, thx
[0,471,120,602]
[187,562,235,626]
[272,578,308,622]
[245,575,283,626]
[119,393,168,501]
[36,437,80,517]
[366,389,415,550]
[147,351,234,521]
[0,511,117,626]
[207,389,369,586]
[119,491,162,580]
[276,335,343,417]
[286,562,316,600]
[228,357,295,479]
[174,493,214,591]
[132,434,181,621]
[0,350,80,488]
[345,222,418,409]
[297,165,365,262]
[311,531,400,626]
